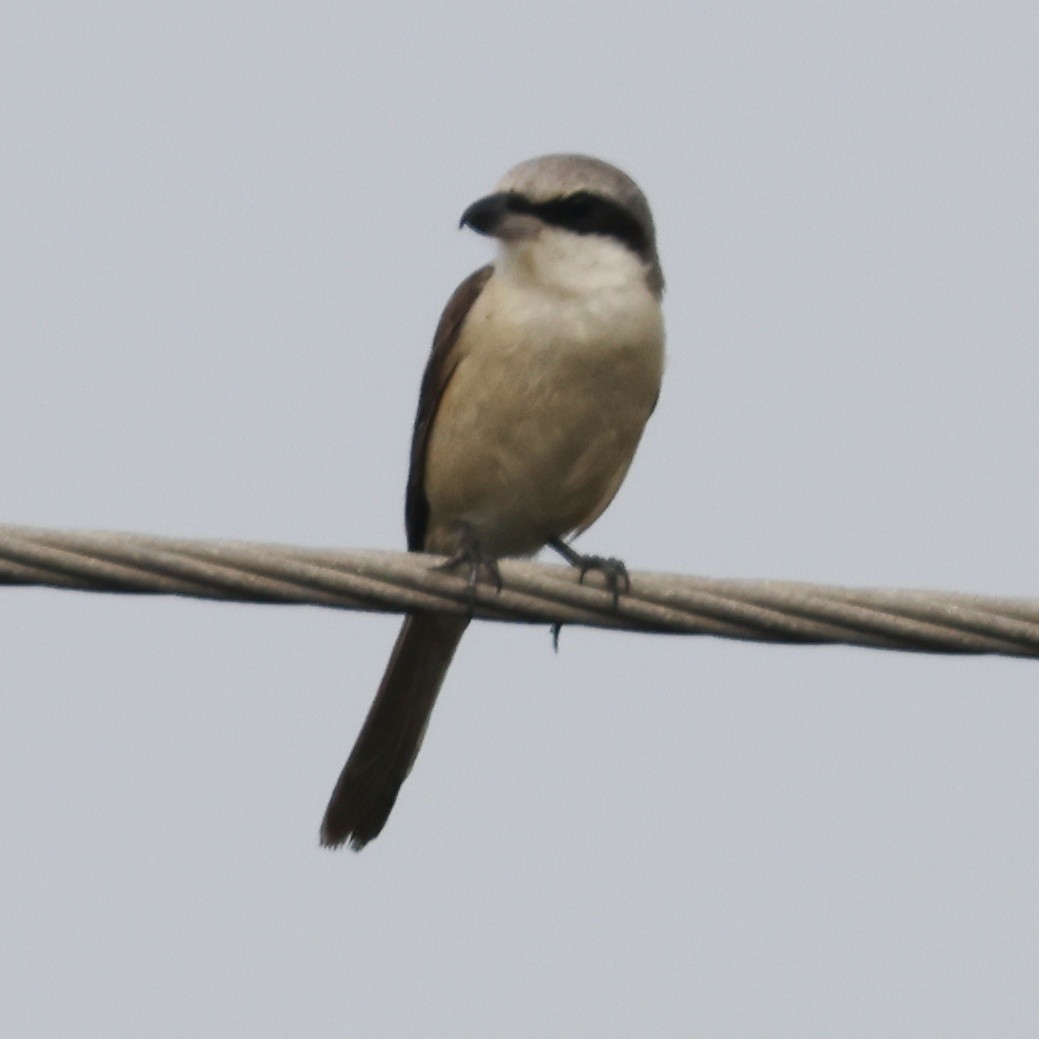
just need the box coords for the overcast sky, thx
[3,2,1038,1035]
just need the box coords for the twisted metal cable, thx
[2,523,1038,658]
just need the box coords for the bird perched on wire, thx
[321,154,665,850]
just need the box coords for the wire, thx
[2,523,1038,657]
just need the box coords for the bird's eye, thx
[563,192,598,218]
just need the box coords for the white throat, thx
[495,227,653,300]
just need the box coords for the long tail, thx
[320,612,468,850]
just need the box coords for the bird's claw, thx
[576,555,630,605]
[551,622,562,652]
[434,532,502,597]
[548,537,630,607]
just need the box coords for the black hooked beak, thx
[459,192,517,236]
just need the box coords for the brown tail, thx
[320,612,467,850]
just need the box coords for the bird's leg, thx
[548,537,630,606]
[434,525,502,595]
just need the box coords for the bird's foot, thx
[548,538,630,606]
[434,529,502,596]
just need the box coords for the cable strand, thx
[2,523,1038,658]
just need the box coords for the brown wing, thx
[405,265,493,551]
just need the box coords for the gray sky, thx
[3,2,1038,1035]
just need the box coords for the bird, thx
[320,154,666,850]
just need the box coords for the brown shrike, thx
[320,154,665,850]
